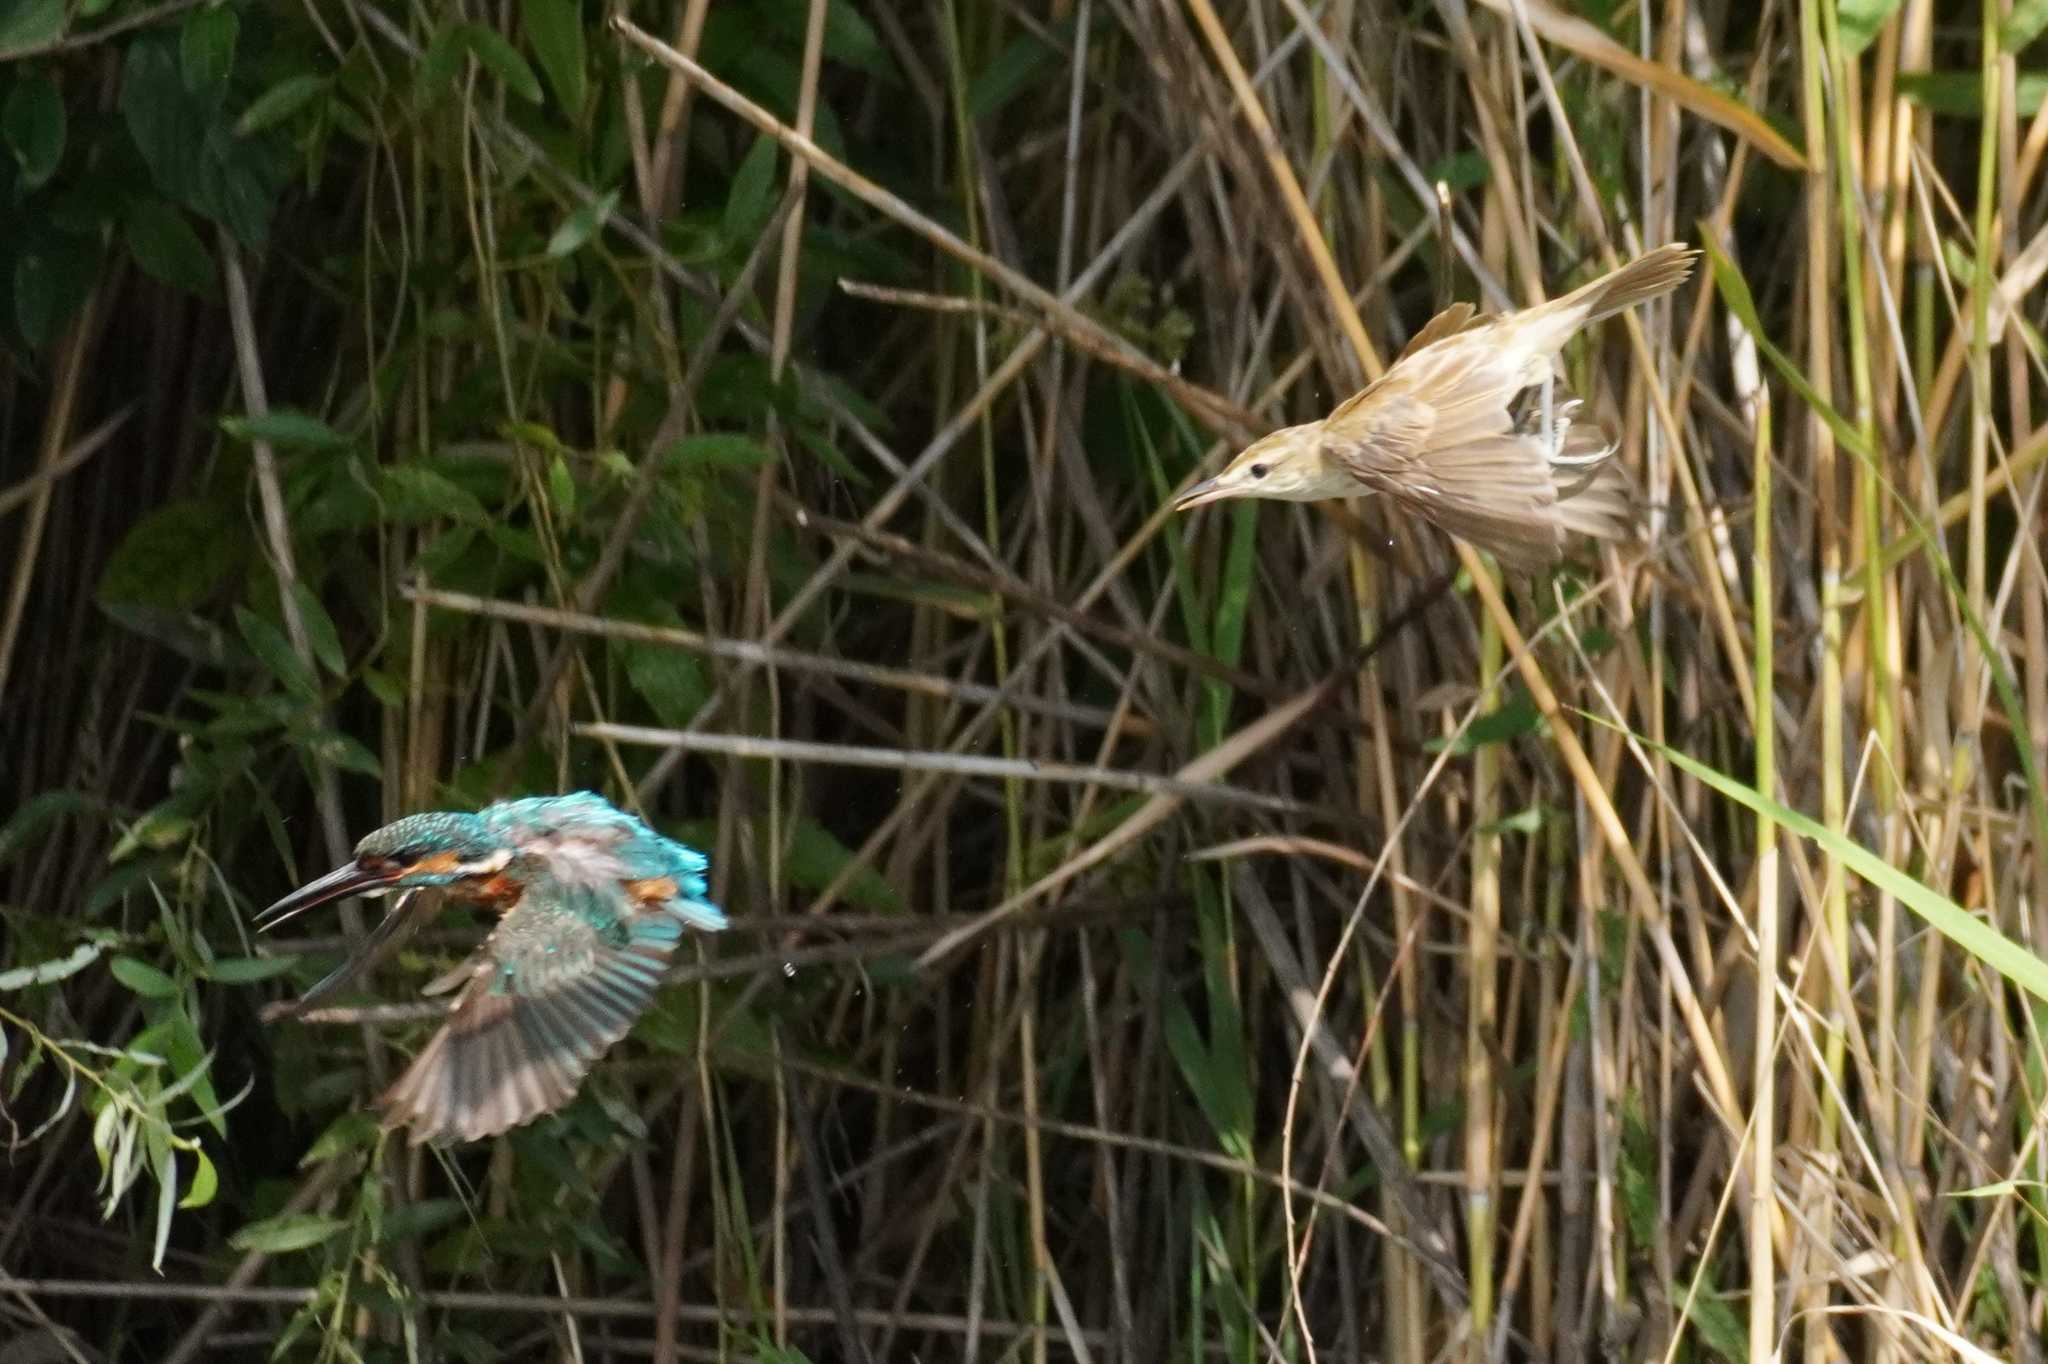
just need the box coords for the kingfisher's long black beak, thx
[255,861,403,931]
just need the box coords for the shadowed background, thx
[2,0,2044,1361]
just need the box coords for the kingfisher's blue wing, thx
[376,886,698,1144]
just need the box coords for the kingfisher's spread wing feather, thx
[377,881,689,1144]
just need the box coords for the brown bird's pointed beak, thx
[1173,476,1233,512]
[256,861,402,931]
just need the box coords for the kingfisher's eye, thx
[1250,462,1269,479]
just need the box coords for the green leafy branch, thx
[0,942,229,1271]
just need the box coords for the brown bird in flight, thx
[1173,244,1698,571]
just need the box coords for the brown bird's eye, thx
[1250,463,1269,479]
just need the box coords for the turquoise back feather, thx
[371,792,724,1143]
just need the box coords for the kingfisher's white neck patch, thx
[451,847,514,878]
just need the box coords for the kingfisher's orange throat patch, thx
[460,873,523,912]
[625,877,679,905]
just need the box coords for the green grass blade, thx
[1645,735,2048,1003]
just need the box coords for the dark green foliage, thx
[3,1,2043,1361]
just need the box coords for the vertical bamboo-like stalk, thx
[760,0,829,1346]
[1355,546,1430,1361]
[1748,368,1780,1364]
[1993,0,2048,1311]
[1797,2,1846,1357]
[1966,0,1998,716]
[936,5,1042,1355]
[1467,561,1503,1362]
[1861,9,1912,1355]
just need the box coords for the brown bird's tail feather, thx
[1566,243,1699,324]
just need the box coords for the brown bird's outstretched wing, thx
[1322,353,1628,572]
[378,885,686,1144]
[1389,302,1482,366]
[1336,430,1575,572]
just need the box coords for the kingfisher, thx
[256,792,725,1144]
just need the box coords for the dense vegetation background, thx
[4,0,2047,1360]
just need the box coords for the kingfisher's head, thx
[255,812,513,931]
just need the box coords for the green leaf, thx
[619,643,707,728]
[150,1140,177,1271]
[221,407,351,449]
[520,0,586,112]
[290,583,347,675]
[1704,239,1872,461]
[1158,985,1252,1160]
[205,955,299,983]
[1896,71,2048,117]
[1954,1178,2048,1198]
[98,499,242,611]
[1480,804,1545,836]
[0,789,102,864]
[110,956,180,999]
[1425,149,1490,193]
[361,666,404,708]
[4,75,65,187]
[233,73,328,137]
[790,420,869,487]
[546,452,577,517]
[124,198,216,298]
[1837,0,1902,56]
[1647,736,2048,1004]
[722,135,778,240]
[302,730,381,777]
[0,939,106,991]
[14,232,97,345]
[378,464,490,523]
[633,992,702,1054]
[0,0,65,50]
[377,1198,465,1245]
[1673,1280,1747,1360]
[665,432,774,470]
[452,23,543,104]
[967,30,1055,120]
[786,819,901,914]
[299,1111,381,1165]
[179,5,239,91]
[419,25,465,97]
[546,189,616,259]
[121,36,283,247]
[122,38,206,189]
[109,810,193,861]
[761,0,892,81]
[234,606,318,700]
[1425,691,1543,754]
[178,1149,218,1210]
[228,1211,347,1253]
[2006,0,2048,52]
